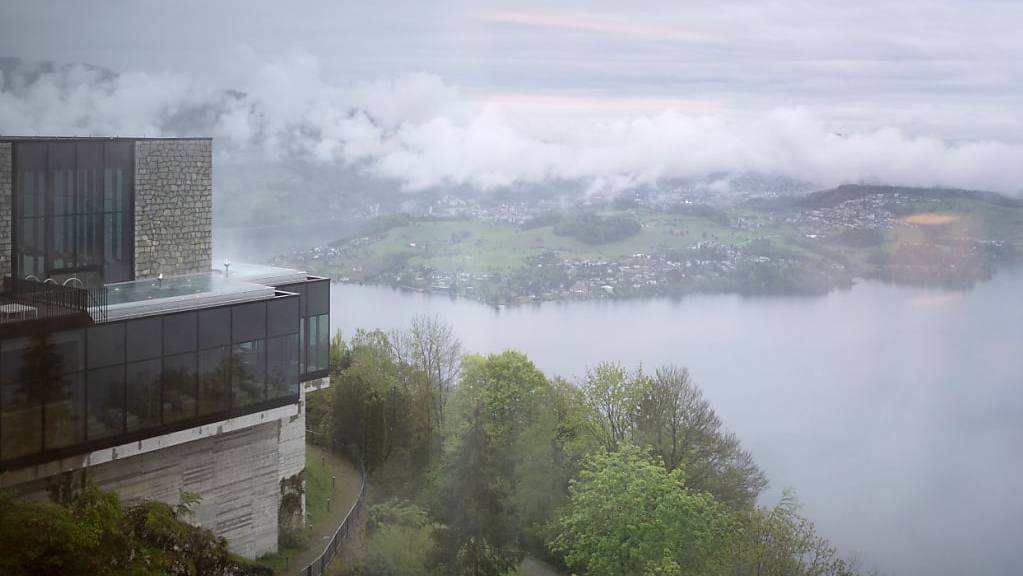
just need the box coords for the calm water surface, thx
[330,270,1023,576]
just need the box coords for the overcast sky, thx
[2,0,1022,193]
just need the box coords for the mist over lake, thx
[330,270,1023,576]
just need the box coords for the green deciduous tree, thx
[348,500,438,576]
[549,444,729,576]
[0,484,269,576]
[581,361,642,452]
[454,351,547,450]
[333,329,408,474]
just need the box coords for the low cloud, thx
[2,55,1022,196]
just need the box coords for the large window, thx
[198,308,231,415]
[279,278,331,379]
[13,141,133,284]
[198,346,230,415]
[0,294,307,464]
[15,144,46,280]
[164,312,197,355]
[268,334,300,399]
[162,353,197,423]
[86,365,125,440]
[46,331,85,449]
[88,323,125,368]
[307,314,330,373]
[46,372,85,450]
[1,338,41,459]
[126,359,161,432]
[232,340,266,407]
[0,333,86,458]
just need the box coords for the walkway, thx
[284,444,362,575]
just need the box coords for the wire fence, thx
[299,429,367,576]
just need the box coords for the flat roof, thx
[100,262,314,321]
[105,271,273,321]
[221,262,309,286]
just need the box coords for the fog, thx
[3,56,1023,196]
[3,2,1023,573]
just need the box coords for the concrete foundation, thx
[2,391,311,560]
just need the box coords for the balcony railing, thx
[0,277,108,327]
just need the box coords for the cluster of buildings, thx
[0,136,330,558]
[326,240,804,304]
[779,193,912,235]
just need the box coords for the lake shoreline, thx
[324,264,1022,309]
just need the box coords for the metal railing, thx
[300,430,367,576]
[0,276,107,325]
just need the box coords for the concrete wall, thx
[0,142,11,277]
[279,389,308,482]
[93,421,283,558]
[134,139,213,279]
[4,401,308,559]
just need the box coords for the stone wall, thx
[134,139,212,279]
[0,143,11,277]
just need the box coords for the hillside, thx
[274,184,1023,304]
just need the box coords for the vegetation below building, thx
[307,317,870,576]
[276,185,1023,305]
[0,484,271,576]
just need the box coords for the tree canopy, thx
[316,319,863,576]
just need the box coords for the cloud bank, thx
[2,55,1021,196]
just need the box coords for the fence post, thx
[299,431,367,576]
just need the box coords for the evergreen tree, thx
[433,405,518,576]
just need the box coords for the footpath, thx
[286,444,363,575]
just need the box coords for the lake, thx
[329,270,1023,576]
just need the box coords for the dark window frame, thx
[9,140,135,284]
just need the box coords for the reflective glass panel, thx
[232,302,266,344]
[198,346,230,415]
[199,307,230,349]
[86,366,125,440]
[127,317,162,362]
[268,334,299,399]
[1,378,42,459]
[162,353,197,423]
[232,340,265,407]
[164,312,197,355]
[87,323,125,368]
[126,359,162,432]
[268,296,299,338]
[45,372,84,449]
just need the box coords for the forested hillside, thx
[307,318,865,576]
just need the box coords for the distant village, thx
[277,185,1019,305]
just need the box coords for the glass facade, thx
[0,292,302,464]
[278,277,331,380]
[1,139,330,468]
[13,141,133,284]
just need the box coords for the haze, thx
[2,2,1022,575]
[1,0,1022,195]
